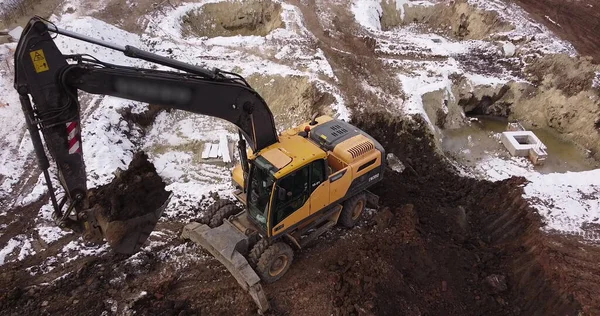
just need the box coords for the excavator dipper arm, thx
[13,17,278,253]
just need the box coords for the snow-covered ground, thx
[472,156,600,239]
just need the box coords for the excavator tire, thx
[208,204,242,228]
[256,242,294,283]
[199,199,234,225]
[339,193,367,228]
[248,238,269,268]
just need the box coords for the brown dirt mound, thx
[183,0,284,38]
[121,104,166,129]
[89,151,170,221]
[349,111,599,315]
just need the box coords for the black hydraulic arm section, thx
[13,17,278,225]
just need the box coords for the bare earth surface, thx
[511,0,600,63]
[1,1,600,316]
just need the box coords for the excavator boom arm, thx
[13,17,278,253]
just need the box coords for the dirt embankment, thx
[381,0,513,40]
[353,111,600,315]
[510,54,600,159]
[182,0,284,38]
[511,0,600,64]
[246,74,335,130]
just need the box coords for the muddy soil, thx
[89,151,170,221]
[2,1,600,315]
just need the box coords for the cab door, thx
[270,164,311,237]
[308,159,329,214]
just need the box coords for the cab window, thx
[310,159,325,192]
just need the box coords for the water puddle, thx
[441,116,599,174]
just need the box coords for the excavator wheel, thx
[248,238,269,268]
[255,242,294,283]
[208,204,242,228]
[199,199,234,225]
[339,193,367,228]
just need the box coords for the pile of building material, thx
[201,134,232,163]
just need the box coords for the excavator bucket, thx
[89,193,172,254]
[83,152,172,255]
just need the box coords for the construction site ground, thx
[1,0,600,315]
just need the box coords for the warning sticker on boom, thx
[30,49,49,73]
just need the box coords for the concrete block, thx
[501,131,547,165]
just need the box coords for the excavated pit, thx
[350,111,600,315]
[182,0,284,38]
[88,151,170,222]
[245,74,335,130]
[380,0,513,40]
[513,54,600,159]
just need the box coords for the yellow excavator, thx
[14,17,385,312]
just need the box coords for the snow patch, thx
[474,156,600,239]
[0,234,35,265]
[593,72,600,89]
[61,240,109,263]
[37,225,71,244]
[351,0,383,31]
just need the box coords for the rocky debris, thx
[374,207,393,231]
[386,153,405,173]
[485,274,508,294]
[500,42,517,57]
